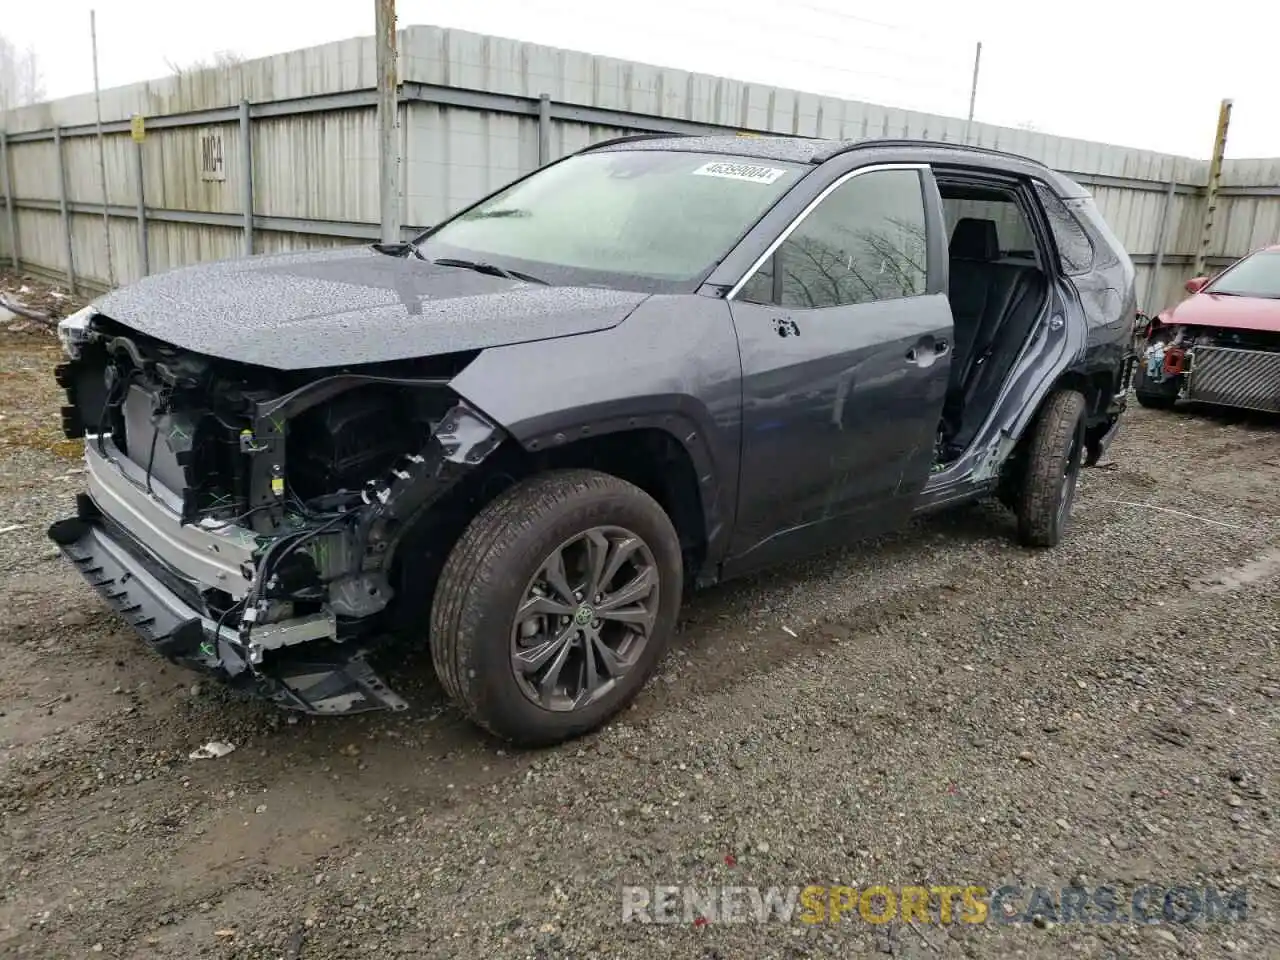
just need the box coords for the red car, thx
[1136,245,1280,413]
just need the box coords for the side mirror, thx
[1185,276,1209,294]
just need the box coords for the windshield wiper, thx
[430,257,548,285]
[467,208,530,220]
[374,240,417,257]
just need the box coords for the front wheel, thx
[1134,357,1180,410]
[429,469,682,745]
[1135,388,1178,410]
[1015,389,1087,548]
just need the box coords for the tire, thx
[1135,389,1178,410]
[1015,389,1087,548]
[1134,360,1179,410]
[429,469,682,746]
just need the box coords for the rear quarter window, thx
[1034,182,1095,275]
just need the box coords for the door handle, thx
[905,337,949,366]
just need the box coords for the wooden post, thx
[1192,99,1232,278]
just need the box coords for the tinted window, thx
[1034,182,1094,275]
[738,169,927,309]
[1206,249,1280,298]
[421,150,803,286]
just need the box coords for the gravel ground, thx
[1,308,1277,959]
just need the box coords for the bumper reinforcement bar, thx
[48,504,408,715]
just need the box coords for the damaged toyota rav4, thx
[50,136,1137,745]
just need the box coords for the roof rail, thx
[828,137,1049,168]
[576,133,695,153]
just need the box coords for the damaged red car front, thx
[1135,245,1280,414]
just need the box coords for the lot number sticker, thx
[693,161,788,184]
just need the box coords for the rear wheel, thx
[429,469,682,745]
[1015,389,1087,548]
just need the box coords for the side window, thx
[1034,182,1094,275]
[738,169,928,308]
[941,194,1036,258]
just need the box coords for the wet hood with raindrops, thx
[91,245,650,370]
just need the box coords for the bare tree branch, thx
[0,34,46,110]
[782,225,923,306]
[167,49,245,77]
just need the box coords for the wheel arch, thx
[454,395,733,581]
[1053,368,1114,423]
[385,420,716,638]
[517,418,715,583]
[994,372,1092,496]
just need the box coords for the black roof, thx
[585,134,1089,198]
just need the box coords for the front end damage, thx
[1141,320,1280,413]
[48,310,504,714]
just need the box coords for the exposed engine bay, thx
[1142,321,1280,413]
[47,313,505,713]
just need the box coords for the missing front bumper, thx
[48,501,408,715]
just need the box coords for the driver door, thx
[724,164,953,575]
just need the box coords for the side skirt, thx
[912,474,1000,516]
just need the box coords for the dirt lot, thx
[1,288,1277,958]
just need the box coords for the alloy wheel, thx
[510,526,660,712]
[1056,428,1084,528]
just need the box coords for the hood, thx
[1161,291,1280,334]
[93,246,649,370]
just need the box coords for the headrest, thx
[949,218,1000,261]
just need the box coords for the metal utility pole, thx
[375,0,401,244]
[1192,98,1232,279]
[965,41,982,144]
[91,10,116,286]
[1145,174,1178,312]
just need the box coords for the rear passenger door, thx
[724,164,953,574]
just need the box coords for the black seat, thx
[943,218,1047,455]
[946,218,1002,391]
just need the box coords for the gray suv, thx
[50,135,1137,744]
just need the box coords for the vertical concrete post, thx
[538,93,552,167]
[964,41,982,144]
[1145,174,1178,313]
[54,126,77,294]
[399,95,410,238]
[239,100,254,256]
[0,132,19,268]
[134,137,149,276]
[376,0,401,243]
[90,8,115,287]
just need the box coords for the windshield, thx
[416,150,805,291]
[1206,249,1280,298]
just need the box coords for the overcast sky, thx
[5,0,1279,159]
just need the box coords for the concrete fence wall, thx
[2,25,1279,314]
